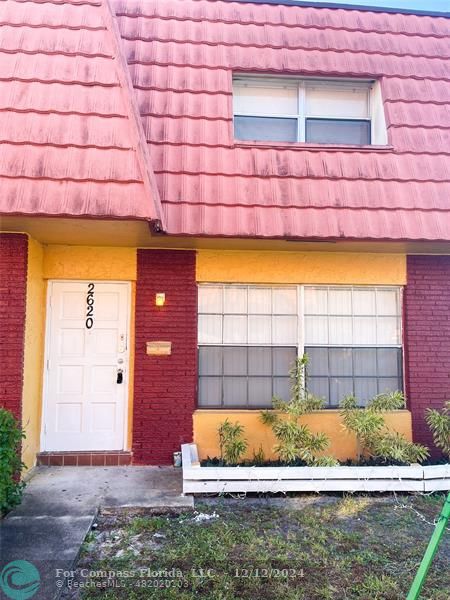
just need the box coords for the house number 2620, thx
[85,283,95,329]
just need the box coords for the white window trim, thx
[233,76,388,145]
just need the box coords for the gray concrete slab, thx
[0,467,193,600]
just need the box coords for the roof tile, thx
[0,0,161,221]
[115,0,450,241]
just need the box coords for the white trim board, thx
[182,444,450,494]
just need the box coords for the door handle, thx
[116,369,123,384]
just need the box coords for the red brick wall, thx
[133,250,197,464]
[0,233,28,422]
[405,255,450,455]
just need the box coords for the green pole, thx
[406,492,450,600]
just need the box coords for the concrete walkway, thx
[0,467,193,600]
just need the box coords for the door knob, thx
[116,369,123,384]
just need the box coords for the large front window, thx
[198,285,402,408]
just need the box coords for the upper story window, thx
[233,76,387,146]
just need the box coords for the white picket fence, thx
[181,444,450,495]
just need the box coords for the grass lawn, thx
[66,494,449,600]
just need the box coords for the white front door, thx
[42,281,130,451]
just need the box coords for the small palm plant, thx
[260,354,338,466]
[340,392,429,464]
[218,419,248,465]
[426,401,450,459]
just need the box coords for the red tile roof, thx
[0,0,162,223]
[114,0,450,241]
[1,0,449,241]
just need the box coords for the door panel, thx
[43,281,129,451]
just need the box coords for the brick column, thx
[0,234,28,422]
[133,250,197,464]
[404,256,450,455]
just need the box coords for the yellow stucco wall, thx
[197,250,406,284]
[43,245,137,281]
[194,410,412,462]
[21,238,46,470]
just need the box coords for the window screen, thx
[305,119,371,145]
[198,346,296,408]
[198,285,298,408]
[304,287,403,407]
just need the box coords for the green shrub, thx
[218,419,248,465]
[260,354,338,466]
[0,408,26,515]
[340,393,429,464]
[426,401,450,459]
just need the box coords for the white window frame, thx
[233,76,387,145]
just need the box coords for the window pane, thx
[272,288,297,314]
[199,347,222,376]
[377,289,399,315]
[377,348,400,378]
[233,83,298,115]
[248,347,272,376]
[308,377,329,403]
[223,377,247,407]
[306,119,371,145]
[304,287,328,315]
[353,316,377,345]
[273,347,296,376]
[377,317,401,345]
[305,315,328,345]
[223,347,247,376]
[329,348,353,376]
[330,378,354,406]
[198,315,222,344]
[223,315,247,344]
[378,378,401,394]
[248,287,271,314]
[248,378,272,407]
[273,316,297,344]
[248,315,271,344]
[329,288,352,315]
[273,377,291,402]
[224,287,247,314]
[305,85,369,118]
[353,288,376,315]
[328,316,353,345]
[198,377,222,407]
[353,348,377,376]
[234,116,298,142]
[198,286,222,313]
[306,347,329,376]
[354,378,378,406]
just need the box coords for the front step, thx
[37,451,133,466]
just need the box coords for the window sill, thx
[234,140,393,152]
